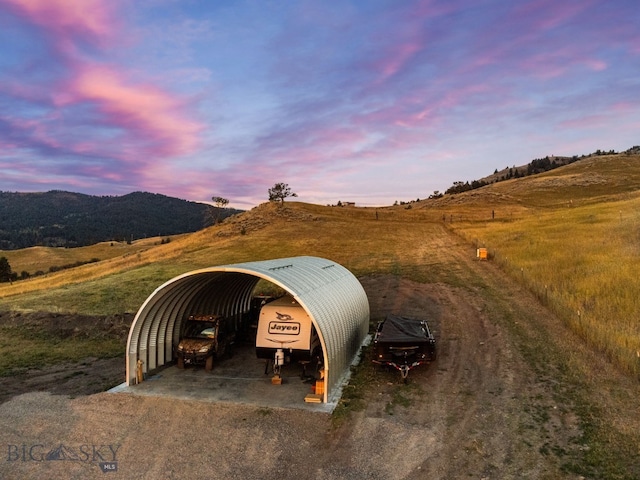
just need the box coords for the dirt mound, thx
[215,202,319,237]
[0,311,132,340]
[0,312,132,404]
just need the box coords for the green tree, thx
[268,183,297,204]
[211,196,230,224]
[0,256,12,283]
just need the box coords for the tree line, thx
[443,147,632,196]
[0,190,240,250]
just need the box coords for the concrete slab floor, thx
[109,342,336,413]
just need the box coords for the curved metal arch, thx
[126,256,370,403]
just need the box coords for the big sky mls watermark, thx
[6,443,120,473]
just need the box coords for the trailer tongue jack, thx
[272,348,285,384]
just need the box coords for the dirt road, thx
[1,225,637,479]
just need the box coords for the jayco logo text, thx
[268,321,300,335]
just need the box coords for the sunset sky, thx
[1,0,638,208]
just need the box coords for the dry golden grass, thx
[446,154,640,375]
[0,235,187,275]
[0,202,453,313]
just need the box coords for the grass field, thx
[0,235,187,276]
[1,153,639,379]
[445,155,640,375]
[0,324,123,376]
[0,202,457,313]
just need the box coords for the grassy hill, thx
[442,154,640,374]
[0,236,188,277]
[2,153,640,376]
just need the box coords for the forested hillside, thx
[0,191,240,249]
[442,146,638,196]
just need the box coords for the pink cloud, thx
[351,79,491,133]
[365,2,460,84]
[457,2,607,81]
[0,114,62,153]
[559,102,635,130]
[1,0,202,160]
[57,65,203,157]
[517,48,608,80]
[559,113,609,130]
[0,0,204,197]
[513,0,594,32]
[0,0,118,47]
[584,58,607,72]
[375,41,423,80]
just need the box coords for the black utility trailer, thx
[372,314,437,382]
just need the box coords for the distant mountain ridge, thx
[0,190,240,250]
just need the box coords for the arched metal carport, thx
[126,256,370,403]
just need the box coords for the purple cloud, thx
[0,0,204,194]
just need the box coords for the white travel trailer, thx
[256,295,321,375]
